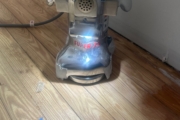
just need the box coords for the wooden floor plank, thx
[18,1,180,117]
[0,0,180,119]
[0,2,80,120]
[32,0,69,30]
[9,1,161,119]
[31,0,180,97]
[109,30,180,92]
[32,0,59,16]
[19,38,148,119]
[25,0,153,118]
[112,49,180,116]
[0,28,80,120]
[109,59,179,119]
[14,34,115,120]
[0,1,115,119]
[85,85,148,120]
[32,0,69,31]
[0,49,44,120]
[0,99,11,120]
[2,0,179,118]
[0,0,64,55]
[16,0,68,42]
[85,60,179,119]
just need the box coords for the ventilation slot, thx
[78,0,94,13]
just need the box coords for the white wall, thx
[109,0,180,71]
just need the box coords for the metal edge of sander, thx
[70,74,104,84]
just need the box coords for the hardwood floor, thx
[0,0,180,119]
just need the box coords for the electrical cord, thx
[0,12,63,28]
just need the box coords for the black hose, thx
[0,12,64,28]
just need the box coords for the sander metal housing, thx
[55,0,131,84]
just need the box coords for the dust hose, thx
[0,12,63,28]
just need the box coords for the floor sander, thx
[0,0,132,84]
[54,0,132,84]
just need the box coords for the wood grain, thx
[32,0,58,16]
[17,0,68,42]
[0,0,179,119]
[0,49,44,120]
[107,30,180,116]
[109,30,180,92]
[110,63,179,119]
[32,0,69,31]
[0,1,115,119]
[0,99,11,120]
[32,0,180,97]
[112,49,180,115]
[0,27,79,119]
[85,85,148,120]
[13,32,115,120]
[6,2,158,118]
[21,1,180,117]
[0,0,64,55]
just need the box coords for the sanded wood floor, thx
[0,0,180,120]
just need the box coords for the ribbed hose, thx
[0,12,63,28]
